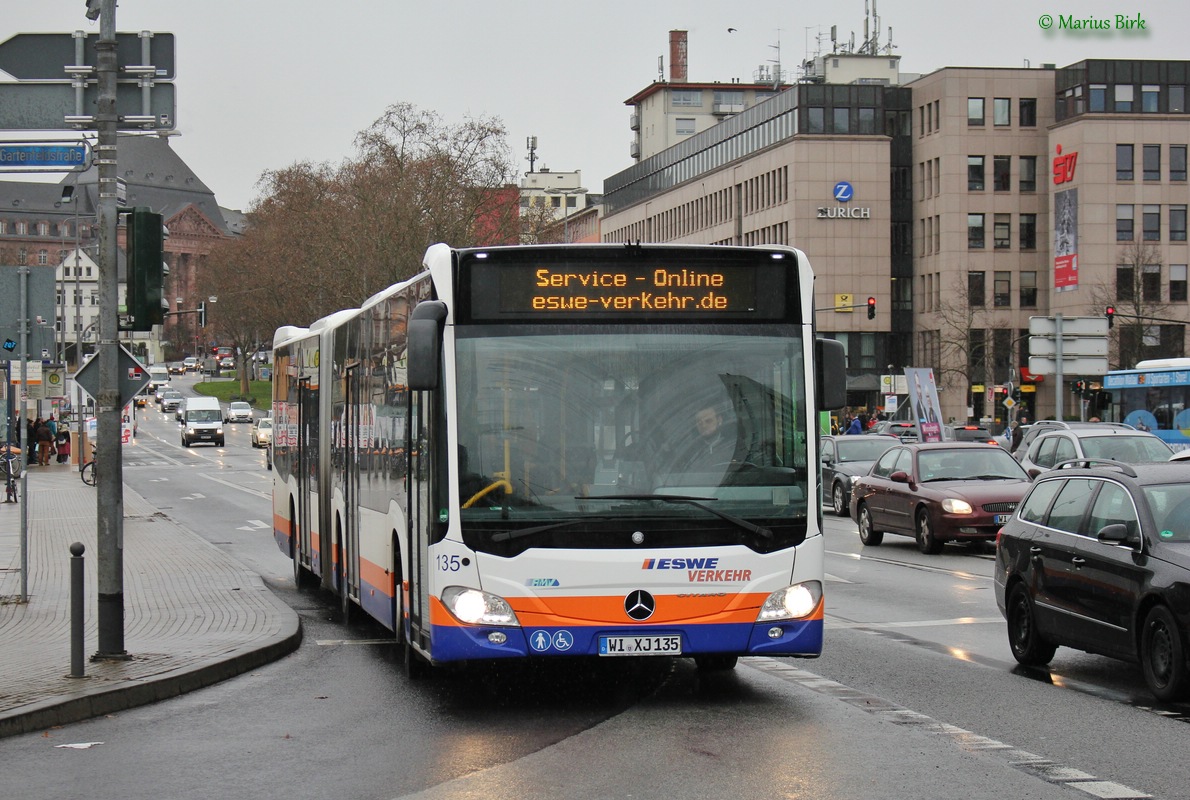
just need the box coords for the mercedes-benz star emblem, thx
[624,590,655,621]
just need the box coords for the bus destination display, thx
[465,254,789,321]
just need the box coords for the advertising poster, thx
[904,367,944,443]
[1054,188,1079,291]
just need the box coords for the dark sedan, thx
[995,462,1190,701]
[851,442,1032,554]
[821,434,897,517]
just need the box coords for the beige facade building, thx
[601,57,1190,426]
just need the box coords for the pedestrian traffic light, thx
[867,297,876,320]
[197,301,206,328]
[121,207,165,332]
[1105,305,1115,329]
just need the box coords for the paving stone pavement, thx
[0,461,301,739]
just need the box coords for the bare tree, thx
[1093,239,1179,369]
[929,273,1013,395]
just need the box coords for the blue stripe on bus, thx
[427,619,823,662]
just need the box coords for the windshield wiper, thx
[490,516,612,543]
[582,494,773,540]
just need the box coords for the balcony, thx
[712,102,744,116]
[629,113,640,131]
[629,141,640,159]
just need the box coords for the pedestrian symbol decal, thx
[530,630,552,652]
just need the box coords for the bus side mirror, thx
[816,338,847,411]
[407,300,448,391]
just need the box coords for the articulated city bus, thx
[1103,358,1190,450]
[272,242,845,675]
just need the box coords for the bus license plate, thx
[994,514,1011,524]
[599,635,682,656]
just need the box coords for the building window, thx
[1020,213,1037,249]
[833,107,850,133]
[37,249,48,265]
[994,271,1011,307]
[993,97,1010,126]
[1090,84,1107,112]
[858,107,877,134]
[1142,85,1160,112]
[968,271,986,306]
[1117,144,1134,180]
[1171,145,1187,181]
[1143,145,1161,181]
[1019,98,1037,127]
[1144,263,1162,301]
[1020,270,1038,307]
[1172,86,1186,113]
[967,97,984,126]
[1019,156,1037,191]
[550,196,561,208]
[967,155,985,190]
[17,248,26,265]
[671,90,701,107]
[675,117,695,135]
[1117,204,1134,241]
[806,107,824,133]
[968,214,985,249]
[1171,204,1188,241]
[993,156,1011,191]
[1171,265,1188,302]
[1115,84,1134,112]
[1117,266,1134,302]
[994,214,1011,248]
[712,89,743,106]
[1143,204,1161,241]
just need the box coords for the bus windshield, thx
[454,326,809,553]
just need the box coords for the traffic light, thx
[121,207,165,332]
[1105,305,1115,329]
[197,301,206,328]
[1073,380,1086,395]
[867,297,876,320]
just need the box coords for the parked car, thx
[251,416,273,448]
[1018,427,1174,475]
[851,442,1033,554]
[226,401,254,423]
[160,390,184,414]
[867,420,919,442]
[995,462,1190,701]
[821,434,898,517]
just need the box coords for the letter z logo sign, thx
[833,181,854,202]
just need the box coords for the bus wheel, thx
[694,655,738,672]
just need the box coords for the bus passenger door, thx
[405,388,434,657]
[296,377,314,573]
[342,365,360,604]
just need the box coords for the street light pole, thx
[544,186,587,243]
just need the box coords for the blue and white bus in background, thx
[1103,358,1190,451]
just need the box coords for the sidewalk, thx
[0,462,301,739]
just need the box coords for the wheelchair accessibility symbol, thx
[529,629,574,652]
[833,181,854,202]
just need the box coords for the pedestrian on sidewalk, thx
[56,430,71,464]
[27,417,39,463]
[36,420,54,466]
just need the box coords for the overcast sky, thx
[3,1,1187,211]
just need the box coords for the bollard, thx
[70,542,85,678]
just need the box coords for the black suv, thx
[995,461,1190,701]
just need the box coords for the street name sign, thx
[1028,316,1109,337]
[1028,336,1109,357]
[0,140,89,172]
[0,32,175,80]
[1028,355,1110,376]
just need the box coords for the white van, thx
[147,365,169,391]
[181,396,225,447]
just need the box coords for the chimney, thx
[669,30,688,82]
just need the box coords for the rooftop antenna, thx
[657,55,664,82]
[525,136,537,174]
[767,29,783,88]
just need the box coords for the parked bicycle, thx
[2,443,20,503]
[80,449,97,486]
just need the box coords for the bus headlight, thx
[942,498,973,514]
[442,586,520,626]
[757,581,822,621]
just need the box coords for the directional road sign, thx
[1028,316,1109,337]
[0,141,89,172]
[1028,355,1109,376]
[1028,336,1109,358]
[0,32,175,80]
[0,82,175,130]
